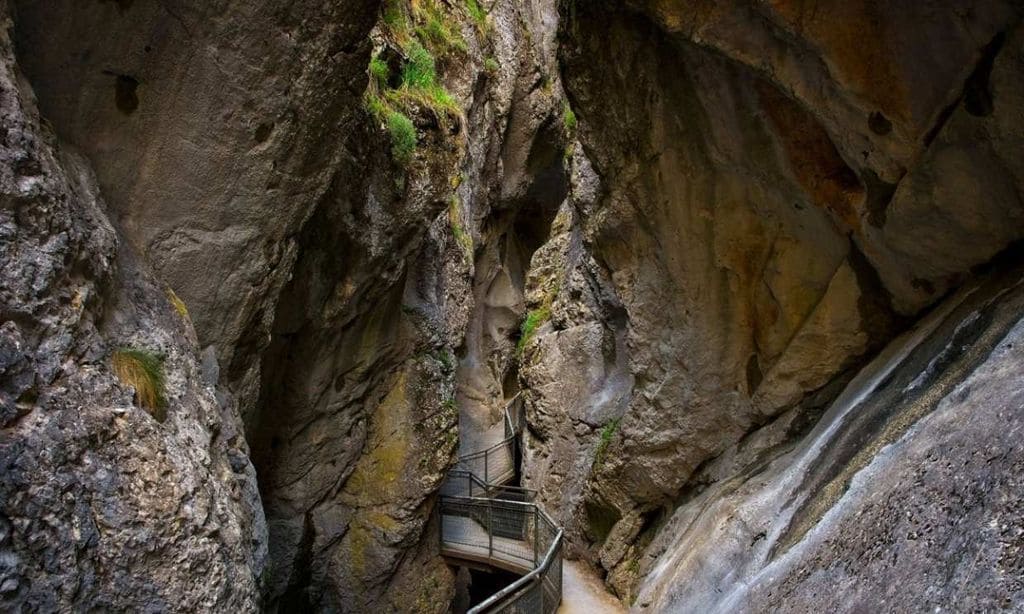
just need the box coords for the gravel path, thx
[558,561,626,614]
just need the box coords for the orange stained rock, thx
[766,0,909,121]
[756,80,865,233]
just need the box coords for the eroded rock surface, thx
[518,0,1024,603]
[12,0,381,415]
[0,3,263,609]
[635,264,1024,612]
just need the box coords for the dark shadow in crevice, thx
[925,30,1008,145]
[964,31,1006,117]
[861,168,898,228]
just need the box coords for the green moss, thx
[484,57,499,73]
[465,0,486,26]
[369,54,390,85]
[387,109,417,164]
[563,141,576,162]
[593,417,621,468]
[562,100,577,133]
[382,0,409,35]
[365,510,399,532]
[111,348,166,419]
[447,195,473,259]
[348,523,370,578]
[436,349,455,372]
[166,288,189,321]
[517,305,551,355]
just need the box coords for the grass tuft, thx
[402,41,437,89]
[370,54,390,85]
[416,10,467,54]
[382,0,410,36]
[517,305,551,355]
[593,417,621,468]
[112,348,167,420]
[562,100,577,133]
[386,110,418,164]
[437,350,455,372]
[366,0,463,166]
[484,57,499,73]
[365,91,387,121]
[448,195,473,259]
[465,0,487,26]
[166,288,189,320]
[366,92,418,165]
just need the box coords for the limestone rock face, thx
[0,4,263,610]
[634,265,1024,612]
[6,0,574,607]
[12,0,381,414]
[242,0,572,608]
[622,0,1024,313]
[516,0,1024,603]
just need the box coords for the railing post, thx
[487,500,493,557]
[534,506,540,566]
[484,451,489,484]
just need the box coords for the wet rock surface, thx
[634,264,1024,612]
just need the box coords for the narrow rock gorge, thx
[2,0,1023,612]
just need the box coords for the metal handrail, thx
[471,530,563,613]
[452,393,523,485]
[439,392,562,613]
[444,469,537,501]
[457,392,523,464]
[440,495,562,613]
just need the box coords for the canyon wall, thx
[0,2,263,608]
[4,0,1024,611]
[6,0,569,610]
[518,0,1024,608]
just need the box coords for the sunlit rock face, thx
[516,0,1024,604]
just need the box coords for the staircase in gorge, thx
[438,394,564,613]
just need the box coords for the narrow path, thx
[558,561,626,614]
[440,395,563,612]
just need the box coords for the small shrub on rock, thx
[111,348,167,421]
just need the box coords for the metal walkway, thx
[439,395,563,613]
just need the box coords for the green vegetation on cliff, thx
[448,195,473,259]
[465,0,487,27]
[365,0,465,165]
[111,348,166,420]
[562,100,577,133]
[517,305,551,356]
[592,417,620,468]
